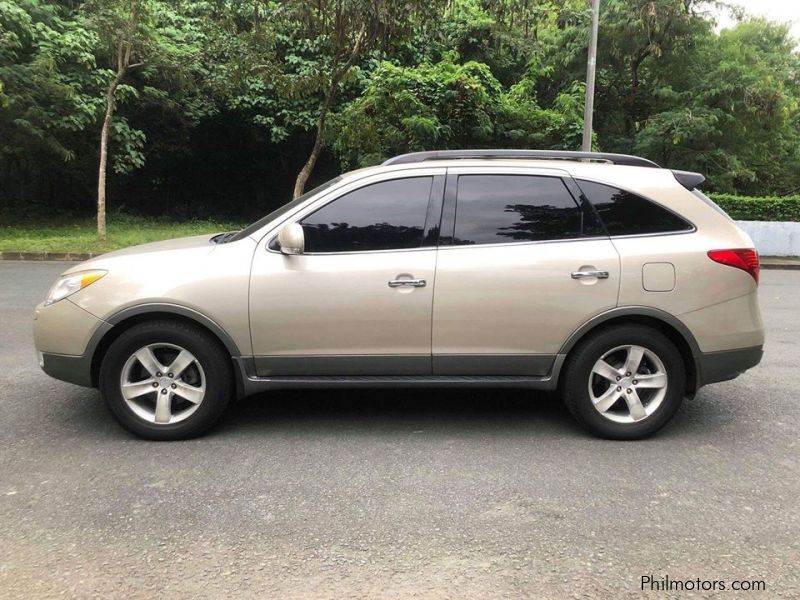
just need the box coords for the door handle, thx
[571,270,609,279]
[388,278,426,288]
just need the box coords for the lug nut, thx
[615,376,621,381]
[152,382,158,388]
[156,372,162,377]
[168,372,173,378]
[171,383,177,389]
[633,380,638,385]
[160,388,168,394]
[625,372,631,376]
[626,388,632,393]
[616,386,622,391]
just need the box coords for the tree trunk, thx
[97,80,119,242]
[96,0,139,241]
[292,27,366,198]
[293,111,326,199]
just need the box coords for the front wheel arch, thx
[90,310,236,387]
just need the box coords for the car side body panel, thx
[60,234,256,357]
[432,238,620,372]
[249,248,437,374]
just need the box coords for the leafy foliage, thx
[710,194,800,222]
[0,0,799,221]
[330,55,585,167]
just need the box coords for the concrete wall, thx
[736,220,800,257]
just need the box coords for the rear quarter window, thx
[577,180,693,236]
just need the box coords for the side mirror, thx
[277,223,305,255]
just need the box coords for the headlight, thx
[45,270,107,306]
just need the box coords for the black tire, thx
[99,320,233,440]
[561,324,686,440]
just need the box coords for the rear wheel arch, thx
[90,306,239,387]
[558,308,699,394]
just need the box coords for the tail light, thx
[707,249,760,284]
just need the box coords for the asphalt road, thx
[1,261,798,599]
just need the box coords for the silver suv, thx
[33,150,764,440]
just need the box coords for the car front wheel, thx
[561,324,686,440]
[99,320,233,440]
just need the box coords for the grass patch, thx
[0,214,245,254]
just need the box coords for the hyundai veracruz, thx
[33,150,764,440]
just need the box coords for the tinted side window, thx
[453,175,584,245]
[301,177,433,252]
[577,180,692,236]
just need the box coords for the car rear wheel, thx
[561,324,686,439]
[99,320,233,440]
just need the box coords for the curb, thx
[761,261,800,270]
[1,251,99,261]
[2,250,799,270]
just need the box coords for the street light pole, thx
[582,0,600,152]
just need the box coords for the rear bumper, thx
[696,345,763,388]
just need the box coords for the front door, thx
[249,171,444,376]
[432,168,620,376]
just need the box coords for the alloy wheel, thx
[588,344,668,424]
[120,343,206,425]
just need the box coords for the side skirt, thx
[232,355,565,398]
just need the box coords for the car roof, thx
[340,159,676,187]
[340,149,703,190]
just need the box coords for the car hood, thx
[62,233,222,275]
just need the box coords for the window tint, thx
[301,177,432,252]
[577,180,692,236]
[453,175,584,245]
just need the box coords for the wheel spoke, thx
[121,379,156,400]
[135,347,164,377]
[166,350,195,378]
[624,388,647,421]
[173,381,204,404]
[592,359,621,382]
[624,345,645,375]
[634,372,667,389]
[121,343,206,426]
[154,392,172,423]
[593,386,622,413]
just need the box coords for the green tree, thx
[0,1,102,207]
[329,54,585,167]
[82,0,151,240]
[236,0,448,198]
[634,19,800,193]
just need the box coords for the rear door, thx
[431,166,620,376]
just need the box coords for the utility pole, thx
[582,0,600,152]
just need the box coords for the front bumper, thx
[696,345,763,388]
[34,299,110,388]
[39,351,94,387]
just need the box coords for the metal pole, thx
[582,0,600,152]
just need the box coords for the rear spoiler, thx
[672,169,705,190]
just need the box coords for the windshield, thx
[228,176,343,242]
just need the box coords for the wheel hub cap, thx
[588,344,668,424]
[120,343,206,425]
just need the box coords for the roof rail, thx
[382,149,660,169]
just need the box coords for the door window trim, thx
[264,168,447,255]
